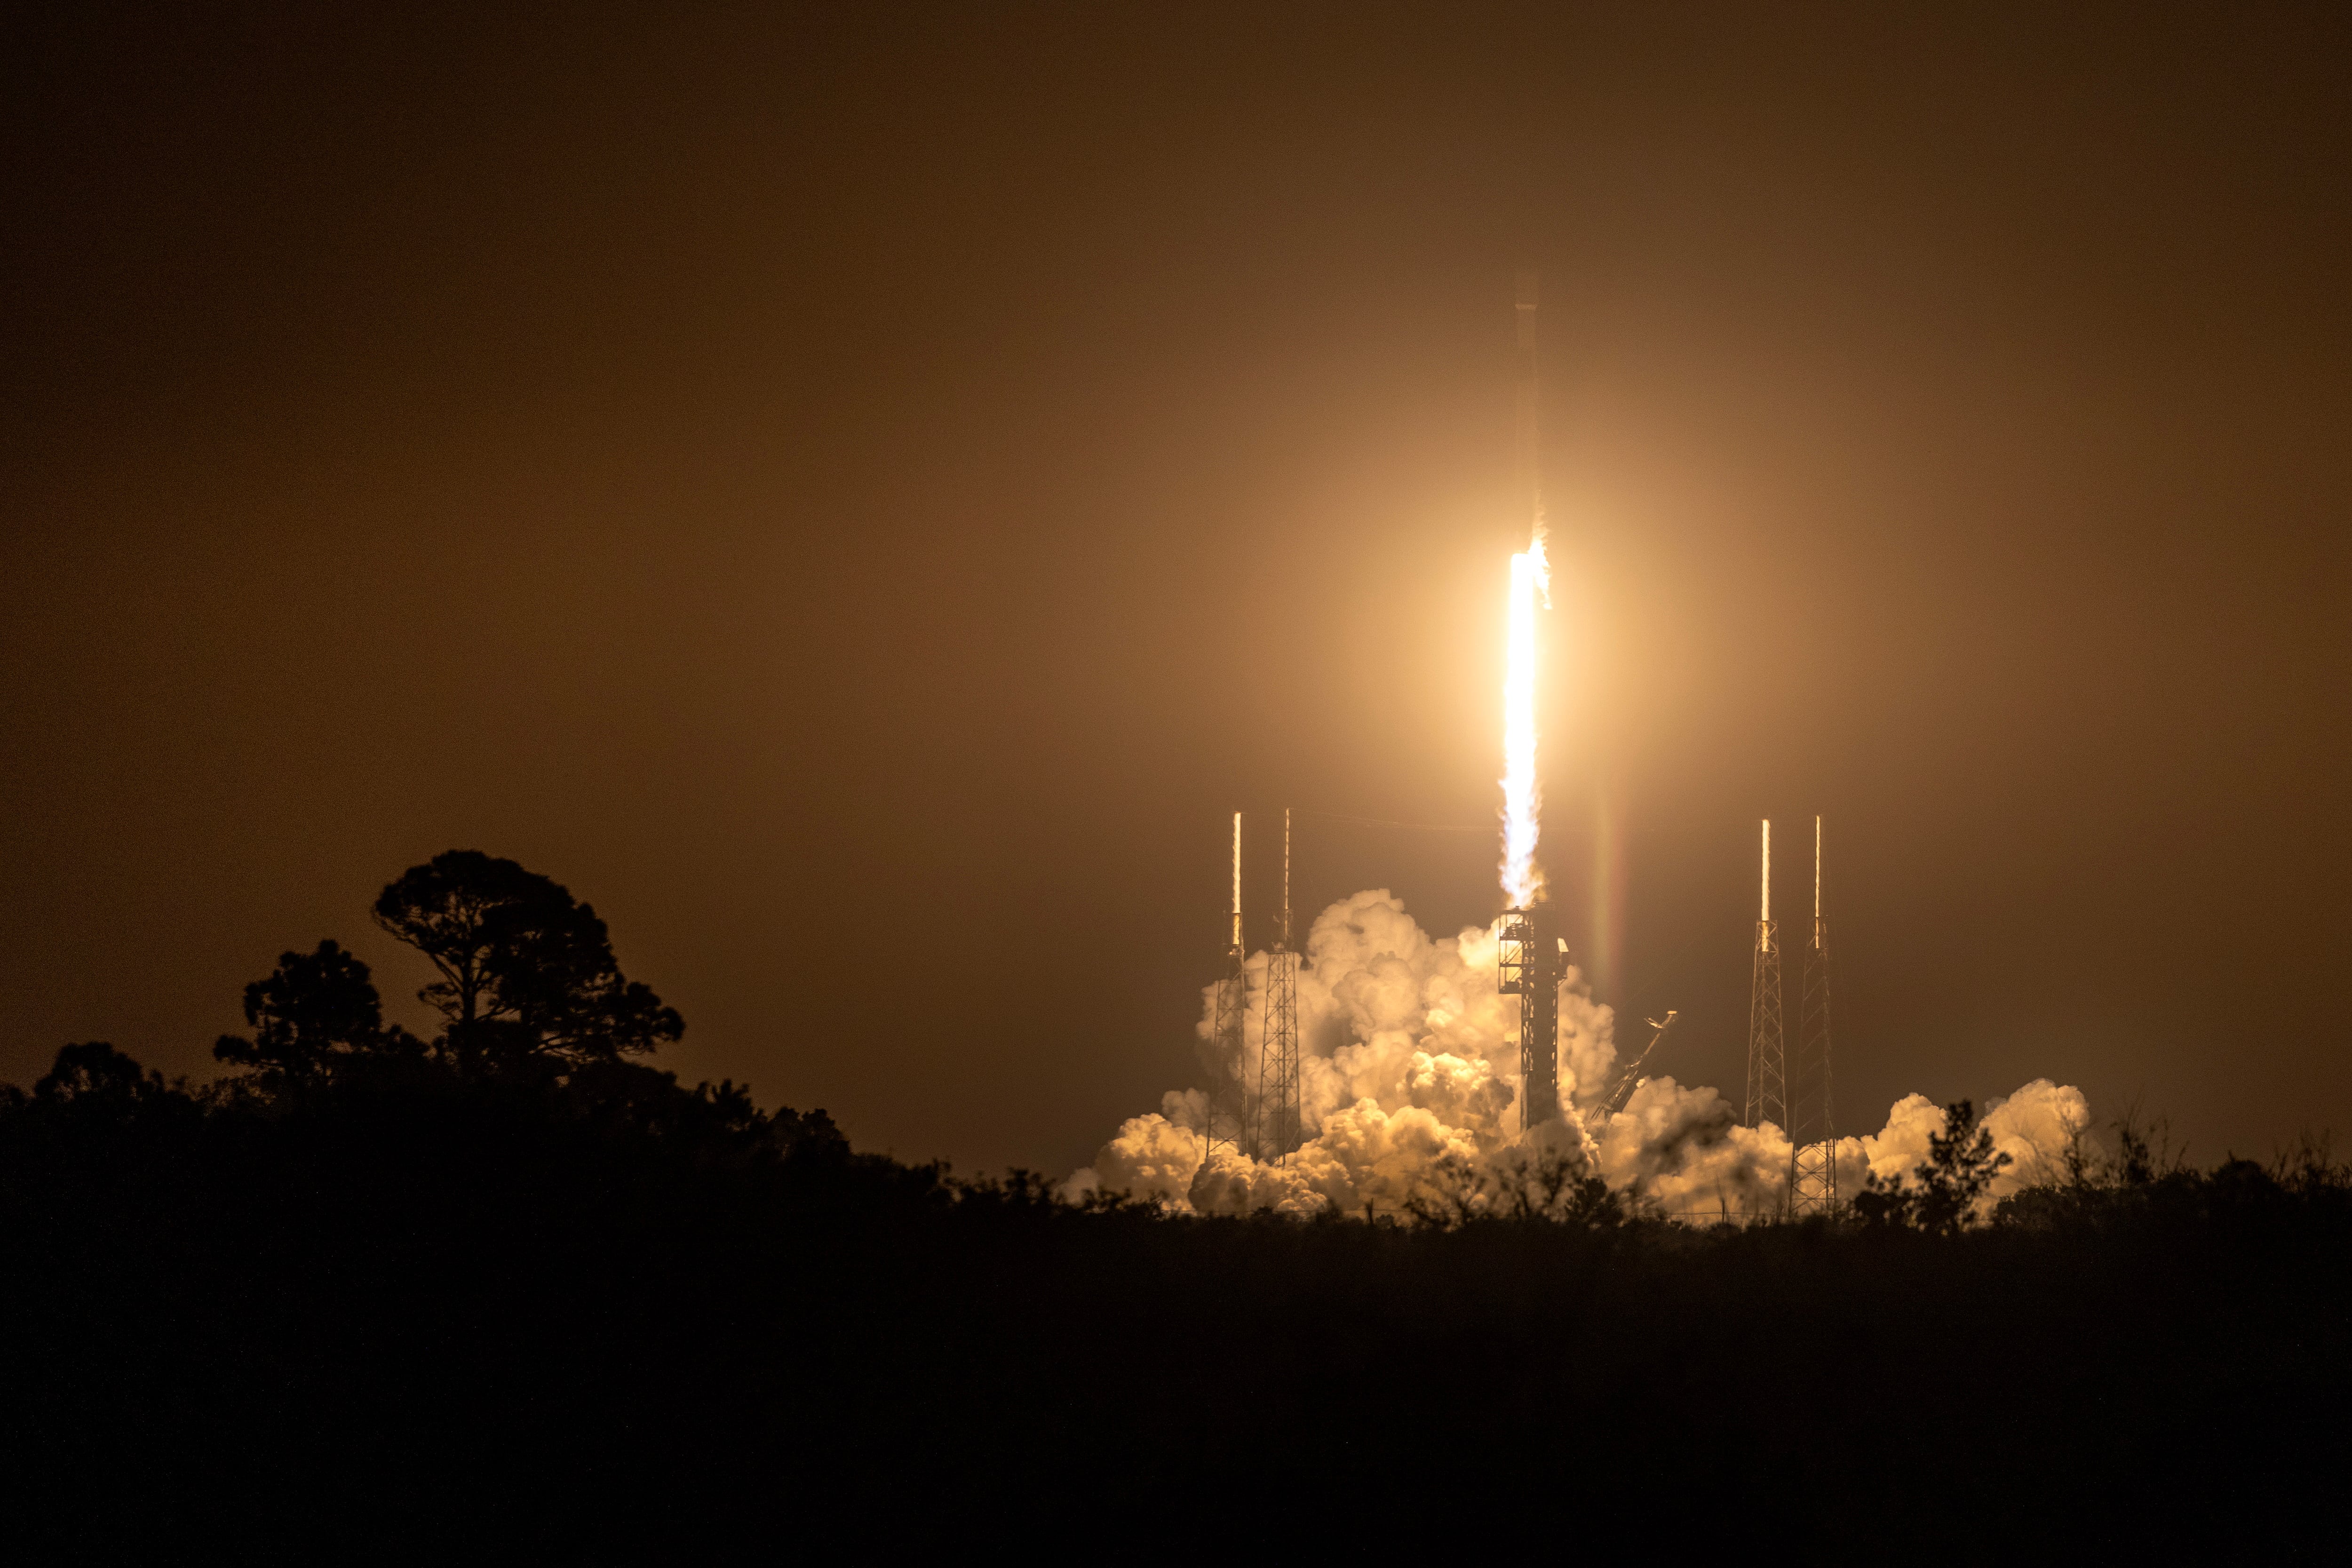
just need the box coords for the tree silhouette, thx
[35,1041,172,1107]
[213,939,422,1091]
[1856,1098,2012,1234]
[372,850,683,1073]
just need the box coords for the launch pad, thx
[1497,900,1566,1130]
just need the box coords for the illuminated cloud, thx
[1069,890,2090,1221]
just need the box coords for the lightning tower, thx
[1744,820,1787,1134]
[1206,812,1248,1155]
[1253,809,1301,1162]
[1788,816,1836,1214]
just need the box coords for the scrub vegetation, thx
[4,855,2341,1555]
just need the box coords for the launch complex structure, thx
[1500,268,1840,1202]
[1206,810,1301,1163]
[1202,274,1837,1210]
[1748,817,1838,1215]
[1210,269,1584,1159]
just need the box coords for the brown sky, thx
[3,3,2346,1172]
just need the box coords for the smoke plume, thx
[1067,889,2089,1220]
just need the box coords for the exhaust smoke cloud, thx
[1067,482,2086,1221]
[1067,887,2088,1219]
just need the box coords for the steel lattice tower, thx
[1206,812,1249,1157]
[1252,809,1301,1163]
[1499,899,1565,1131]
[1789,816,1837,1215]
[1744,820,1786,1134]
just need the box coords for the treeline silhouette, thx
[3,853,2344,1555]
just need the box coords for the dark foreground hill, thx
[2,1057,2345,1560]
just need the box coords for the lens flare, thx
[1500,526,1551,906]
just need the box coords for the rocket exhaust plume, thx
[1501,267,1550,907]
[1069,883,2093,1221]
[1501,535,1550,905]
[1061,275,2096,1221]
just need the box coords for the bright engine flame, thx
[1500,527,1550,906]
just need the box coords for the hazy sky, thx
[4,3,2346,1173]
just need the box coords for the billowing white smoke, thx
[1065,889,2089,1220]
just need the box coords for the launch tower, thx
[1745,820,1787,1133]
[1206,812,1248,1156]
[1499,900,1566,1130]
[1252,809,1302,1162]
[1788,816,1836,1214]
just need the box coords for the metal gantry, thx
[1788,815,1837,1216]
[1744,820,1787,1134]
[1206,816,1250,1157]
[1251,809,1301,1163]
[1499,899,1565,1131]
[1586,1011,1679,1130]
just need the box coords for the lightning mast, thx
[1789,816,1836,1215]
[1207,812,1248,1156]
[1253,808,1302,1162]
[1744,820,1787,1137]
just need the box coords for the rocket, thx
[1514,268,1541,533]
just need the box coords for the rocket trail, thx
[1070,270,2096,1222]
[1500,266,1551,907]
[1501,532,1550,906]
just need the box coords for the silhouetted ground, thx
[2,1058,2344,1560]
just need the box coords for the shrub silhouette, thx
[34,1040,173,1109]
[1854,1097,2011,1234]
[1403,1146,1631,1228]
[213,939,425,1092]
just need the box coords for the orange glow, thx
[1501,527,1550,906]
